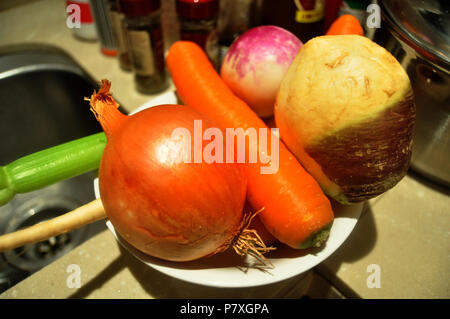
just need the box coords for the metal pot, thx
[373,0,450,187]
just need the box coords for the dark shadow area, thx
[302,270,348,299]
[68,255,127,299]
[315,203,378,298]
[329,203,377,262]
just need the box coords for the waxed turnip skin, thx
[221,26,302,118]
[99,105,247,262]
[275,35,415,203]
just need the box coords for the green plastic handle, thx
[0,132,106,206]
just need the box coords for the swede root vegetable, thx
[275,35,415,203]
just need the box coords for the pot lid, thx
[382,0,450,65]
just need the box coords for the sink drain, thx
[2,196,88,273]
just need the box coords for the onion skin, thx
[275,35,415,203]
[221,26,302,118]
[98,104,247,262]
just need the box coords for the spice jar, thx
[260,0,325,43]
[176,0,219,69]
[90,0,118,57]
[217,0,252,67]
[107,0,132,71]
[120,0,168,94]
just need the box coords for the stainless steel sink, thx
[0,44,108,292]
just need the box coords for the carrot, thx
[326,14,364,36]
[166,41,334,249]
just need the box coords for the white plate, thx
[93,92,363,288]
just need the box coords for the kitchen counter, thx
[1,0,449,299]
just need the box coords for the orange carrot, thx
[166,41,334,249]
[326,14,364,36]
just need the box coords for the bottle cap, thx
[176,0,219,20]
[119,0,161,17]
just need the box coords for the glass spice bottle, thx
[90,0,118,56]
[260,0,325,43]
[120,0,169,94]
[107,0,132,71]
[217,0,252,66]
[176,0,220,69]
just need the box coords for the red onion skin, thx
[99,105,247,262]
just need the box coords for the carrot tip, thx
[298,221,333,249]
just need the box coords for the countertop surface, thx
[0,0,449,299]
